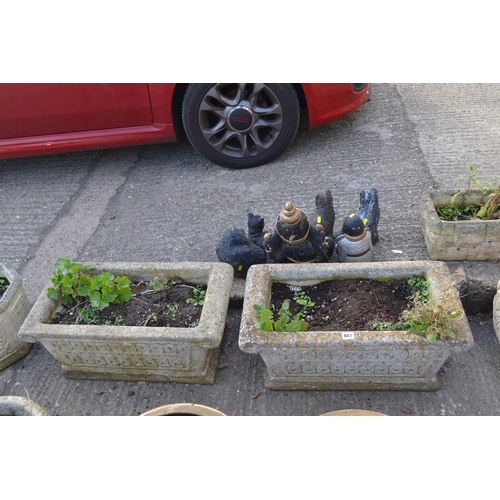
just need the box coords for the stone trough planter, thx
[18,262,233,384]
[420,189,500,260]
[0,263,32,371]
[239,261,473,391]
[494,278,500,342]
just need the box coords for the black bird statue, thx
[247,213,267,249]
[355,188,380,244]
[314,189,335,237]
[215,227,267,278]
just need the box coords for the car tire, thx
[182,83,300,169]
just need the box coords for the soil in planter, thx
[0,277,10,300]
[270,279,416,331]
[51,279,205,328]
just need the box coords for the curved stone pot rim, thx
[321,409,387,416]
[0,396,50,416]
[141,402,226,416]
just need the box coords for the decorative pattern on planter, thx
[0,263,32,371]
[421,189,500,260]
[239,261,473,391]
[18,262,233,384]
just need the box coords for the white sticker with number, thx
[342,332,355,340]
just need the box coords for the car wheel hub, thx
[197,83,285,158]
[227,106,254,132]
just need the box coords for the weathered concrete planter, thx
[239,261,473,391]
[493,278,500,342]
[18,262,233,384]
[421,189,500,260]
[0,396,50,416]
[0,263,32,371]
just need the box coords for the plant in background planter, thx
[239,261,473,391]
[421,165,500,260]
[18,260,233,384]
[0,263,32,371]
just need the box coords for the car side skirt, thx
[0,123,177,159]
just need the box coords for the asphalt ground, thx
[1,83,500,417]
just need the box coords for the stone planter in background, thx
[239,261,473,391]
[18,262,233,384]
[0,263,32,371]
[420,189,500,260]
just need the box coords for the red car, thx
[0,83,370,169]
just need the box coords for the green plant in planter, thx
[254,300,308,332]
[47,257,132,310]
[370,276,460,343]
[407,276,430,303]
[402,299,461,344]
[0,277,9,298]
[437,165,500,221]
[186,285,206,306]
[149,276,170,291]
[372,320,407,331]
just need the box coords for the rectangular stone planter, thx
[239,261,473,391]
[18,262,233,384]
[421,189,500,260]
[0,263,32,371]
[494,278,500,342]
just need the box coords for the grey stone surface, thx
[0,83,499,415]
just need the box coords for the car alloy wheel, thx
[182,83,300,169]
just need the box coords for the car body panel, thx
[0,83,154,139]
[301,83,371,128]
[0,83,370,160]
